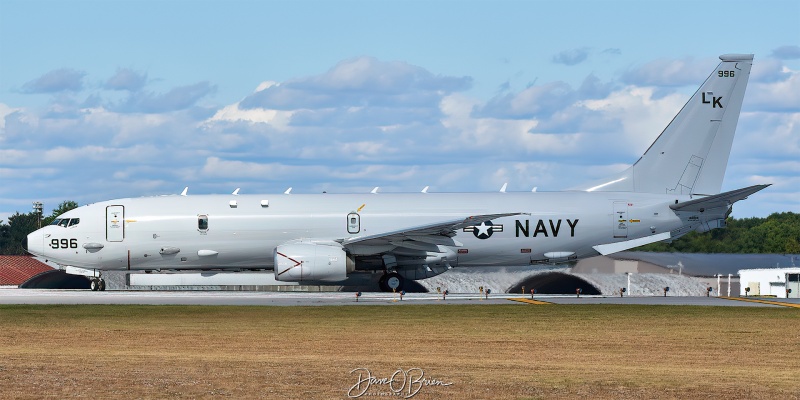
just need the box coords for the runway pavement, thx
[2,288,798,307]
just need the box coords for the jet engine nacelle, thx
[273,242,348,282]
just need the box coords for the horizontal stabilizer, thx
[593,232,672,256]
[670,184,770,212]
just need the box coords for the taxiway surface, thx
[1,288,798,307]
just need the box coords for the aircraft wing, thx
[670,184,771,212]
[341,212,525,252]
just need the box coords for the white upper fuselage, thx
[26,191,688,272]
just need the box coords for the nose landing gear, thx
[89,278,106,291]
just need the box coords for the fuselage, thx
[26,191,688,273]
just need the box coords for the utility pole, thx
[32,202,43,229]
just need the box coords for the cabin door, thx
[347,212,360,234]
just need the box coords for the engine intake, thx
[274,242,348,282]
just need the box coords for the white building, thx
[738,268,800,298]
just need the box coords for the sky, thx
[1,0,798,223]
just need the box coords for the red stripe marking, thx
[276,251,302,276]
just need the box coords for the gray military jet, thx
[25,54,766,292]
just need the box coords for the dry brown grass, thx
[0,304,798,399]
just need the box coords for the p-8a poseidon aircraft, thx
[25,54,767,291]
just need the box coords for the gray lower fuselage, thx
[27,191,688,272]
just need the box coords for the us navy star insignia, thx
[463,221,503,239]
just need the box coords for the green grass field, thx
[0,304,797,399]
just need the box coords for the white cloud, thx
[735,111,800,159]
[474,81,575,119]
[297,141,392,161]
[21,68,85,93]
[105,68,148,91]
[201,157,301,179]
[0,167,58,179]
[204,81,294,128]
[205,103,293,128]
[239,57,471,110]
[750,58,790,83]
[582,86,685,154]
[743,175,800,192]
[747,68,800,112]
[1,55,798,218]
[440,93,584,158]
[0,103,21,131]
[0,149,28,164]
[552,47,591,66]
[621,57,711,87]
[771,45,800,60]
[112,81,216,113]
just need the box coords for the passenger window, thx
[68,218,80,227]
[198,215,209,231]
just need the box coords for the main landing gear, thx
[378,272,405,292]
[89,277,106,291]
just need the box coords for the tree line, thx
[635,212,800,254]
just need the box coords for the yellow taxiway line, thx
[720,296,800,309]
[509,298,553,305]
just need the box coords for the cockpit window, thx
[52,218,80,228]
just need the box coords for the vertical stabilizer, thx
[578,54,753,195]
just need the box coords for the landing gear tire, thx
[90,278,106,291]
[382,272,404,293]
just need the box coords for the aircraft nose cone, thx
[24,232,42,257]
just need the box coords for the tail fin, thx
[579,54,753,195]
